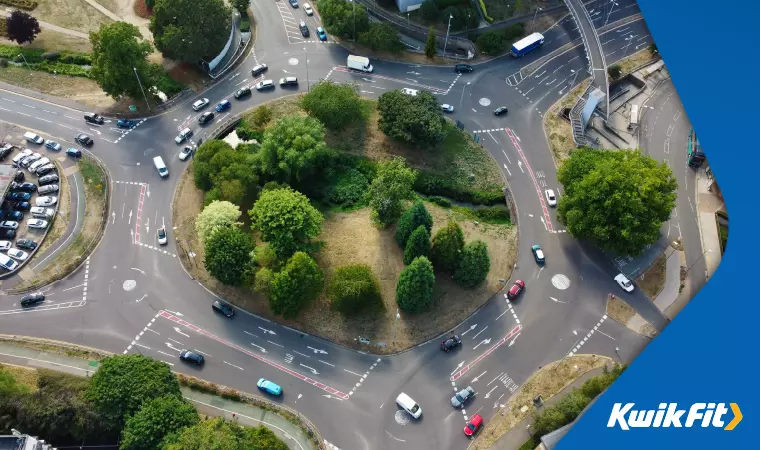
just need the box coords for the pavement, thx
[653,249,682,313]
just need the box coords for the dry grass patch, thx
[0,66,114,108]
[0,29,92,53]
[0,363,39,391]
[34,0,114,34]
[469,355,612,450]
[544,79,590,166]
[638,254,666,300]
[606,296,635,325]
[617,48,656,75]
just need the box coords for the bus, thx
[511,33,545,57]
[687,128,706,168]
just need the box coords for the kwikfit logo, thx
[607,403,742,430]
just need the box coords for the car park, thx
[299,20,310,37]
[614,273,635,292]
[7,248,28,260]
[13,202,30,212]
[251,64,268,76]
[75,134,93,146]
[507,280,525,300]
[36,196,57,207]
[441,104,454,113]
[256,80,275,91]
[234,87,251,99]
[20,292,44,307]
[84,113,104,124]
[44,140,62,151]
[198,111,215,125]
[455,64,473,73]
[279,77,298,86]
[35,164,56,176]
[175,127,193,144]
[289,0,298,7]
[395,393,422,419]
[545,189,557,207]
[66,148,82,158]
[11,182,37,193]
[12,149,32,164]
[30,207,54,219]
[215,99,231,112]
[494,106,508,116]
[212,300,234,318]
[117,119,137,128]
[179,349,204,365]
[192,98,209,111]
[8,192,31,202]
[303,2,313,14]
[451,386,475,408]
[38,174,59,186]
[531,245,545,264]
[179,145,195,161]
[29,157,50,172]
[441,335,462,352]
[316,27,327,41]
[464,414,483,436]
[38,184,58,195]
[157,226,167,245]
[0,221,18,230]
[16,239,37,251]
[27,219,48,229]
[257,378,282,396]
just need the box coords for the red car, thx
[507,280,525,300]
[464,413,483,436]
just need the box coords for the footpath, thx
[0,341,315,450]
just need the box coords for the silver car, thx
[38,184,59,195]
[192,98,209,111]
[450,386,474,408]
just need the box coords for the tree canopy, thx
[90,21,153,101]
[249,187,323,258]
[359,22,404,53]
[193,140,259,203]
[396,200,433,247]
[301,81,364,130]
[204,226,254,286]
[430,221,465,273]
[150,0,232,62]
[6,10,41,44]
[317,0,370,39]
[425,26,437,58]
[377,89,446,145]
[195,200,243,244]
[368,157,417,227]
[557,148,677,256]
[269,252,324,319]
[120,396,199,450]
[454,240,490,287]
[327,264,383,316]
[258,115,328,183]
[404,225,431,265]
[396,256,435,313]
[162,417,288,450]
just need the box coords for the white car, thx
[545,189,557,207]
[7,248,29,261]
[12,149,33,163]
[303,2,313,15]
[614,273,635,293]
[0,241,11,251]
[179,145,195,161]
[157,227,168,245]
[0,221,18,230]
[256,80,275,91]
[396,392,422,419]
[175,127,193,144]
[30,207,54,219]
[36,196,58,207]
[441,104,454,113]
[401,88,419,96]
[27,219,48,229]
[192,98,209,111]
[29,157,50,172]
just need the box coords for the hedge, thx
[478,0,494,23]
[32,60,91,78]
[414,171,503,206]
[428,196,452,208]
[240,14,251,32]
[0,44,92,65]
[0,0,38,11]
[474,204,510,223]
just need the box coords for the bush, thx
[0,58,7,68]
[474,204,510,223]
[325,168,369,207]
[454,240,490,287]
[608,64,622,80]
[327,264,383,316]
[0,0,38,11]
[269,252,324,319]
[41,51,60,60]
[428,196,451,208]
[395,200,433,248]
[477,29,506,55]
[503,22,525,42]
[396,256,435,313]
[152,70,185,96]
[240,15,251,32]
[301,80,363,130]
[419,0,440,21]
[404,225,430,265]
[435,0,469,8]
[235,121,264,141]
[430,221,465,273]
[413,171,503,205]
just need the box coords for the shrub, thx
[41,51,60,60]
[0,0,38,11]
[0,58,7,68]
[251,104,272,128]
[269,252,324,319]
[235,121,264,141]
[153,71,185,96]
[503,22,525,42]
[327,264,383,316]
[395,200,433,248]
[608,64,622,80]
[477,29,506,55]
[454,240,490,287]
[478,0,494,22]
[413,171,503,205]
[404,225,430,265]
[396,256,435,313]
[325,168,369,207]
[430,221,465,273]
[428,196,451,208]
[474,204,510,223]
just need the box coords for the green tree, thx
[430,221,465,273]
[253,267,274,295]
[368,157,417,227]
[251,104,272,128]
[327,264,383,315]
[317,0,370,39]
[301,80,364,130]
[0,366,30,398]
[259,115,327,183]
[120,396,199,450]
[204,226,253,286]
[162,418,288,450]
[419,1,440,21]
[90,22,153,101]
[6,10,41,44]
[377,89,446,145]
[359,22,405,53]
[607,64,622,80]
[86,355,181,428]
[557,148,677,256]
[396,256,435,313]
[476,29,506,55]
[404,225,430,265]
[195,200,242,243]
[515,0,523,11]
[249,187,323,258]
[150,0,231,62]
[192,140,237,190]
[232,0,249,14]
[425,26,437,58]
[454,240,490,287]
[648,42,658,56]
[395,200,433,247]
[269,252,324,319]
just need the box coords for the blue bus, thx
[511,32,545,57]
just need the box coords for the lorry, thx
[511,32,545,57]
[347,55,373,73]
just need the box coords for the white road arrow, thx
[128,210,133,225]
[360,90,374,94]
[461,324,477,336]
[165,309,183,316]
[250,342,267,353]
[473,338,492,350]
[407,71,421,75]
[283,69,291,73]
[111,211,115,224]
[146,188,150,198]
[472,371,487,383]
[166,342,181,352]
[517,160,524,173]
[173,327,189,337]
[503,163,512,176]
[130,229,134,244]
[450,361,464,376]
[508,333,521,347]
[89,128,101,135]
[307,346,328,355]
[131,267,146,275]
[540,216,548,231]
[361,78,374,82]
[550,297,569,304]
[322,394,343,401]
[484,385,498,399]
[258,327,276,335]
[300,364,319,375]
[230,72,240,79]
[146,218,150,236]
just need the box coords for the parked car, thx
[75,134,93,146]
[251,64,268,77]
[13,172,24,182]
[0,221,19,230]
[16,239,37,251]
[507,280,525,300]
[215,99,231,112]
[175,127,193,144]
[441,335,462,352]
[212,300,234,318]
[44,140,62,151]
[11,182,37,193]
[0,241,10,251]
[84,112,104,124]
[30,207,54,219]
[27,219,48,229]
[401,88,419,96]
[117,119,137,128]
[614,273,634,292]
[464,414,483,436]
[531,245,545,264]
[0,145,13,160]
[455,64,473,73]
[20,292,45,307]
[545,189,557,207]
[198,111,215,125]
[38,174,59,186]
[20,153,41,167]
[7,248,28,260]
[279,77,298,86]
[192,98,209,111]
[441,104,455,113]
[179,145,195,161]
[234,87,252,99]
[316,26,327,41]
[179,349,204,365]
[29,157,50,172]
[0,211,22,221]
[35,164,56,176]
[256,80,275,91]
[493,106,508,116]
[451,386,475,408]
[14,202,31,212]
[303,2,313,14]
[299,20,310,37]
[35,196,57,207]
[157,226,167,245]
[8,192,31,202]
[12,149,32,164]
[257,378,282,396]
[66,148,82,158]
[38,184,58,195]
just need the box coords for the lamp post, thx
[133,67,150,111]
[459,81,470,108]
[391,309,400,346]
[17,54,30,70]
[443,14,453,58]
[685,248,713,278]
[604,1,619,27]
[623,33,634,57]
[531,7,543,33]
[303,47,310,93]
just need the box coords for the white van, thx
[30,207,55,219]
[24,131,44,145]
[396,392,422,419]
[153,156,168,178]
[0,253,19,271]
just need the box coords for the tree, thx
[607,64,622,80]
[327,264,383,316]
[419,1,440,21]
[396,256,435,313]
[251,105,272,129]
[317,0,370,39]
[204,226,253,286]
[232,0,249,14]
[259,115,327,183]
[195,200,242,243]
[515,0,524,11]
[120,396,199,450]
[0,366,29,398]
[269,252,324,319]
[425,26,437,58]
[377,89,446,145]
[90,22,153,101]
[359,22,405,53]
[557,148,677,256]
[404,225,430,265]
[162,418,288,450]
[86,354,181,428]
[150,0,231,62]
[395,200,433,247]
[454,240,490,287]
[249,187,323,258]
[193,140,236,190]
[301,81,363,130]
[648,43,658,56]
[368,157,416,227]
[6,10,41,44]
[476,30,506,55]
[430,221,465,273]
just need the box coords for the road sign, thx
[129,105,137,112]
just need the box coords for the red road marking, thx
[504,128,554,232]
[158,311,350,399]
[332,66,448,93]
[450,324,522,382]
[135,184,146,243]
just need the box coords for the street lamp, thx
[531,7,543,33]
[303,47,310,93]
[443,14,453,58]
[604,1,619,27]
[684,248,713,278]
[17,54,30,70]
[133,67,150,111]
[623,34,634,57]
[459,81,471,108]
[391,309,400,346]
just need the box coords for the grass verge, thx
[543,79,590,166]
[606,296,635,325]
[638,254,666,300]
[615,48,657,76]
[0,363,39,391]
[34,0,114,35]
[0,66,113,108]
[0,335,110,360]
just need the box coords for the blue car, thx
[317,27,327,41]
[257,378,282,396]
[531,244,545,264]
[7,192,30,202]
[44,140,62,151]
[117,119,137,129]
[66,148,82,158]
[215,100,231,112]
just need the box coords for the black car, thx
[38,174,59,186]
[198,111,215,125]
[455,64,473,73]
[234,87,251,99]
[84,113,104,125]
[493,106,508,116]
[251,64,268,77]
[0,229,16,239]
[0,146,13,160]
[14,202,31,211]
[20,292,45,307]
[75,134,93,146]
[212,300,234,318]
[441,335,462,352]
[11,182,37,193]
[16,239,37,250]
[179,349,204,365]
[0,211,22,221]
[299,21,310,37]
[13,171,24,182]
[1,201,13,211]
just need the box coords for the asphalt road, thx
[0,1,685,449]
